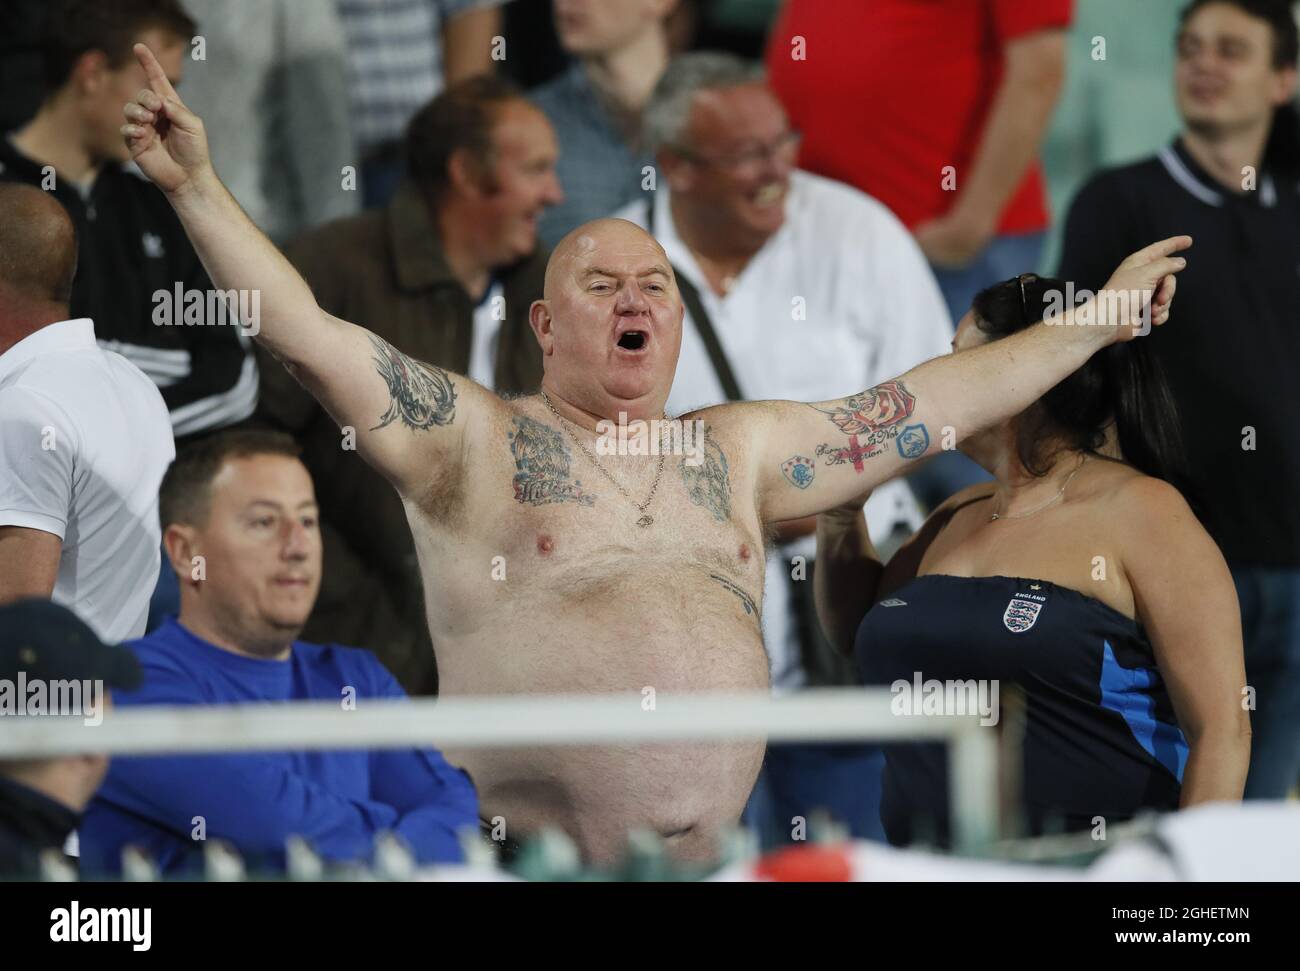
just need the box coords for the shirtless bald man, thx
[121,44,1189,864]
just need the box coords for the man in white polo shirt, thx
[617,53,953,843]
[620,54,953,686]
[0,184,174,642]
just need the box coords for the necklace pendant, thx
[636,514,654,528]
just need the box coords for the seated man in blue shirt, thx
[80,429,478,875]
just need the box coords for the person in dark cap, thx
[0,598,142,878]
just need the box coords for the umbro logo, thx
[879,598,907,607]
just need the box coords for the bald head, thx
[530,216,684,419]
[544,218,672,299]
[0,184,77,308]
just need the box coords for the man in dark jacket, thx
[255,75,560,694]
[0,600,142,878]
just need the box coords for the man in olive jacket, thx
[256,76,561,694]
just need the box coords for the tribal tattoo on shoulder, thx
[804,378,929,475]
[508,415,595,508]
[681,426,731,521]
[368,335,457,432]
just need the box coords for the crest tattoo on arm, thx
[808,379,925,472]
[681,427,731,521]
[368,334,457,432]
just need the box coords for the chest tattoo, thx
[681,427,732,522]
[508,416,596,507]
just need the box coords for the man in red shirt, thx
[767,0,1071,509]
[766,0,1071,325]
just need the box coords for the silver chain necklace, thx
[989,455,1087,522]
[540,390,666,527]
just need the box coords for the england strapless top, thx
[854,574,1187,846]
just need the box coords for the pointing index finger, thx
[134,43,178,101]
[1124,235,1193,267]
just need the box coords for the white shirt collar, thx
[650,183,696,277]
[0,318,97,382]
[652,174,803,298]
[1158,143,1278,209]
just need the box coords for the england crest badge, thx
[1003,596,1043,633]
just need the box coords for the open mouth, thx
[617,330,648,351]
[754,182,785,206]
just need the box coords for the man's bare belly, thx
[432,552,770,866]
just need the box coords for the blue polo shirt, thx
[80,618,478,875]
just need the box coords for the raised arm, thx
[812,498,883,657]
[813,483,993,658]
[749,237,1191,522]
[120,44,489,497]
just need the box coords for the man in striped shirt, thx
[336,0,507,207]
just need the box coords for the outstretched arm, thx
[750,237,1190,522]
[120,44,489,497]
[812,499,883,657]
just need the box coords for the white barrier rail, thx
[0,688,999,850]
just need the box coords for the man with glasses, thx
[615,53,953,846]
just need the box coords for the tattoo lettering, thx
[815,430,895,467]
[780,455,815,489]
[709,573,758,619]
[808,379,916,473]
[681,427,731,521]
[508,416,595,507]
[369,335,457,432]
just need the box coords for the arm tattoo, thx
[808,379,925,472]
[815,422,931,468]
[894,423,930,459]
[508,416,595,507]
[810,379,915,435]
[780,455,816,489]
[709,573,758,620]
[368,335,457,432]
[681,426,731,521]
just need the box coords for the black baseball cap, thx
[0,599,142,691]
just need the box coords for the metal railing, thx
[0,687,1000,851]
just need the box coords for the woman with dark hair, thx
[814,275,1251,847]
